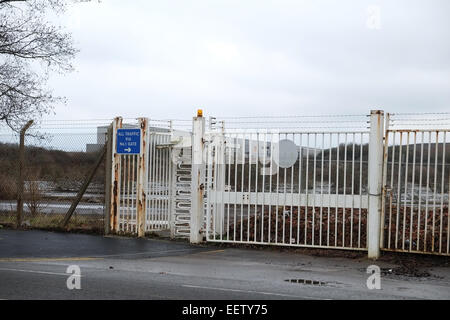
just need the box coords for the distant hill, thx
[0,142,105,200]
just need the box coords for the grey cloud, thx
[47,0,450,120]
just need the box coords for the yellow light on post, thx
[197,109,203,117]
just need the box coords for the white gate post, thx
[136,117,148,237]
[169,121,177,239]
[212,128,226,238]
[218,123,226,237]
[368,110,384,259]
[169,158,177,239]
[190,110,206,243]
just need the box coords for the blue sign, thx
[117,129,141,154]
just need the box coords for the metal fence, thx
[109,118,175,236]
[0,120,111,232]
[204,130,371,250]
[381,113,450,255]
[186,111,448,257]
[2,110,448,258]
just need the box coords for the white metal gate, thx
[109,118,173,235]
[116,151,138,233]
[204,130,371,250]
[146,130,172,231]
[381,128,449,255]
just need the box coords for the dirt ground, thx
[209,241,450,278]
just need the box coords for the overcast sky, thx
[46,0,450,121]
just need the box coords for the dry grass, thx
[0,211,104,234]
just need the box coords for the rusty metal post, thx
[104,124,113,234]
[368,110,384,259]
[110,117,123,233]
[190,110,206,243]
[16,120,34,228]
[136,117,148,237]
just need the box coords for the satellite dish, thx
[273,139,298,168]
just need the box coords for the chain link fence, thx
[0,120,113,233]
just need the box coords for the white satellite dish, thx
[273,139,298,168]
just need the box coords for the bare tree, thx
[0,0,78,131]
[25,178,46,216]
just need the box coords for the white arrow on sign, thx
[124,147,131,152]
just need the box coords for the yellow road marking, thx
[0,257,101,262]
[0,249,225,262]
[201,249,225,254]
[182,249,226,256]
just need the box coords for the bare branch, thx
[0,0,77,131]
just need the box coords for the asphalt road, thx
[0,229,449,300]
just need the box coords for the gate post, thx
[108,117,122,233]
[104,123,112,234]
[214,124,226,238]
[368,110,384,259]
[169,121,177,239]
[136,117,148,237]
[190,110,206,243]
